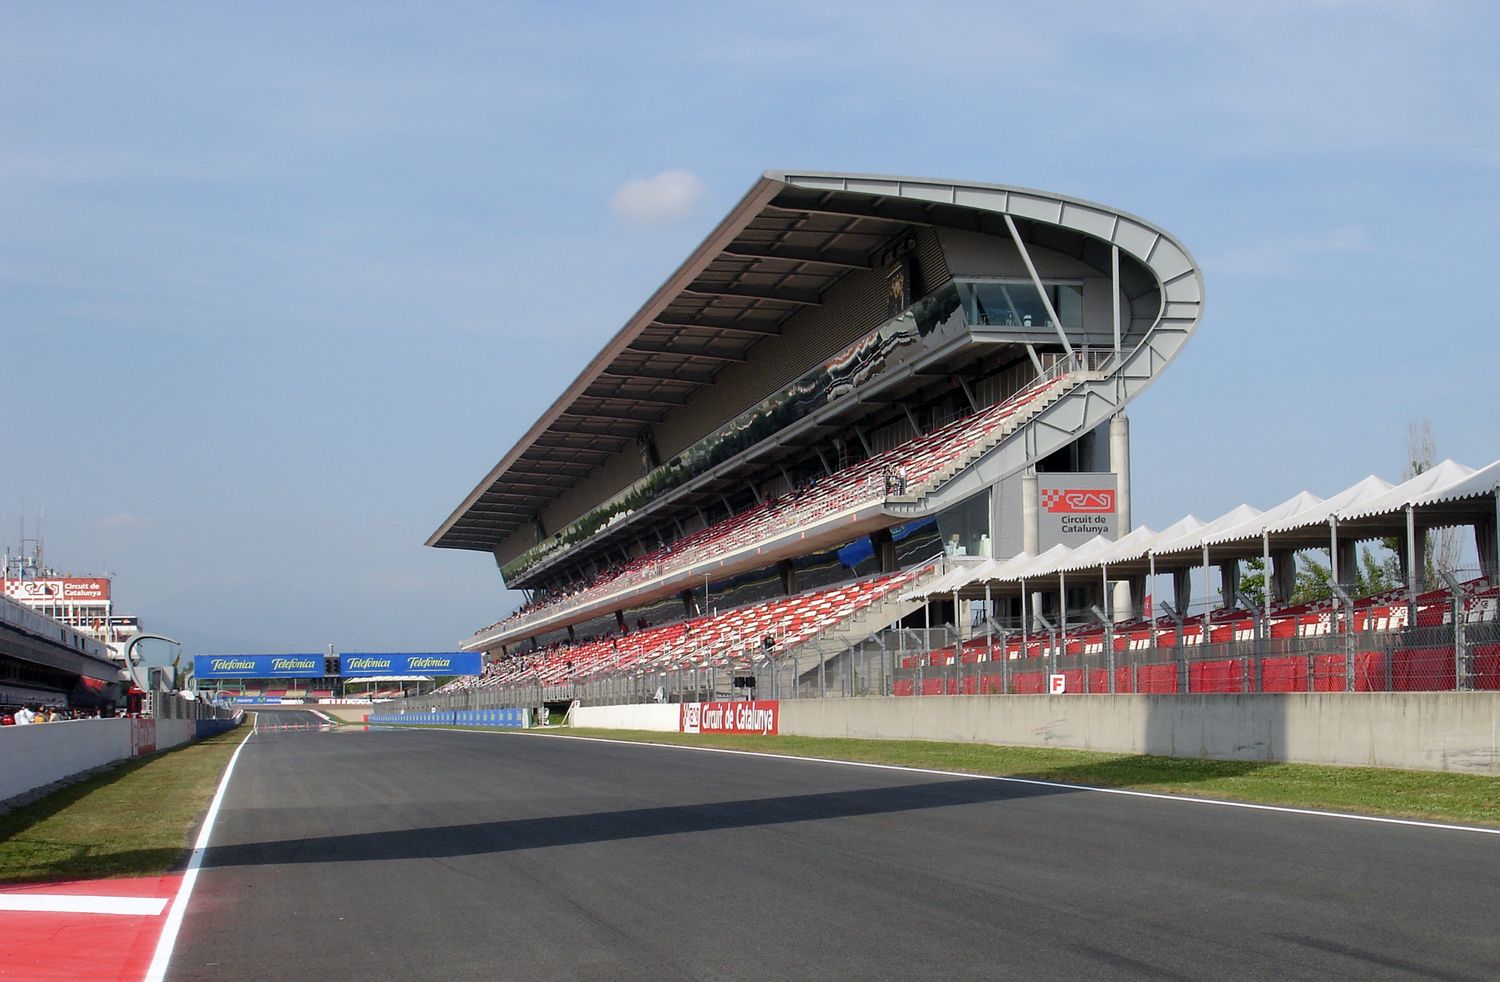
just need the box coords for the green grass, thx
[536,727,1500,827]
[0,722,248,884]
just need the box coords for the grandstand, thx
[428,171,1204,701]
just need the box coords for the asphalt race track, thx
[168,724,1500,980]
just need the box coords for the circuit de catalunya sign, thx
[680,700,779,735]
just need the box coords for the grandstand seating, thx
[475,372,1073,642]
[438,569,921,692]
[892,578,1498,697]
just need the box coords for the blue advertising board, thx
[195,654,324,679]
[368,707,528,728]
[339,652,482,678]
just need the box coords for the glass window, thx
[935,489,992,559]
[957,280,1083,330]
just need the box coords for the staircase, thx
[779,562,949,692]
[884,367,1100,509]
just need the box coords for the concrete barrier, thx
[779,693,1500,774]
[572,703,680,732]
[0,715,240,805]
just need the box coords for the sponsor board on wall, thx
[195,654,324,679]
[130,718,156,755]
[338,652,482,678]
[1,577,111,603]
[679,700,779,735]
[1037,473,1118,550]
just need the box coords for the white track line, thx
[0,894,167,915]
[416,725,1500,838]
[143,727,254,982]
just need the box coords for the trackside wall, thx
[777,694,1500,775]
[571,703,679,731]
[0,716,239,805]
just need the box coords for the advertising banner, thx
[2,577,111,603]
[679,700,779,735]
[194,654,325,679]
[1037,473,1118,550]
[338,652,482,678]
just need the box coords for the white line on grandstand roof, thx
[464,728,1500,837]
[0,894,167,915]
[144,726,254,982]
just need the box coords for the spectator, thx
[14,705,36,725]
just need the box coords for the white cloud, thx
[98,512,149,530]
[609,169,707,225]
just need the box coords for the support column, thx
[1109,414,1133,620]
[777,558,797,596]
[1023,470,1042,626]
[1173,570,1192,616]
[1478,500,1499,587]
[1218,562,1240,611]
[869,528,896,574]
[1270,549,1298,606]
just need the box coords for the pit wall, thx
[571,703,680,731]
[0,716,227,805]
[778,694,1500,775]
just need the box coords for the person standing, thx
[14,705,35,725]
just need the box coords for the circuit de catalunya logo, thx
[1041,489,1116,514]
[680,701,779,735]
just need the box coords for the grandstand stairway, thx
[883,362,1108,515]
[780,563,946,693]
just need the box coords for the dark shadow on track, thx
[199,777,1069,870]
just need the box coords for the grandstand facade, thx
[429,171,1204,698]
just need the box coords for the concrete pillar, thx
[1219,562,1240,608]
[778,559,798,595]
[1270,549,1298,606]
[869,528,896,574]
[1477,508,1499,587]
[1173,570,1192,615]
[1022,470,1042,627]
[1109,414,1133,620]
[1336,538,1359,594]
[1126,575,1146,618]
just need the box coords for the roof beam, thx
[600,364,718,384]
[509,460,593,476]
[764,197,935,228]
[626,342,746,362]
[680,282,823,306]
[719,242,873,270]
[585,389,690,408]
[558,407,664,423]
[651,314,785,337]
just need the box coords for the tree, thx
[1290,545,1401,604]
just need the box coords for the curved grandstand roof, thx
[429,170,1201,552]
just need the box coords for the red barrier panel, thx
[1012,672,1045,694]
[893,680,914,697]
[1474,644,1500,690]
[1135,664,1178,693]
[1260,656,1308,693]
[1189,659,1246,693]
[1393,648,1456,691]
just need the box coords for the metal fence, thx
[150,692,243,720]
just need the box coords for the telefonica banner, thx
[1037,473,1118,550]
[194,654,324,679]
[338,652,482,678]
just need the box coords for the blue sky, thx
[3,1,1497,654]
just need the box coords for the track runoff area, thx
[81,712,1495,981]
